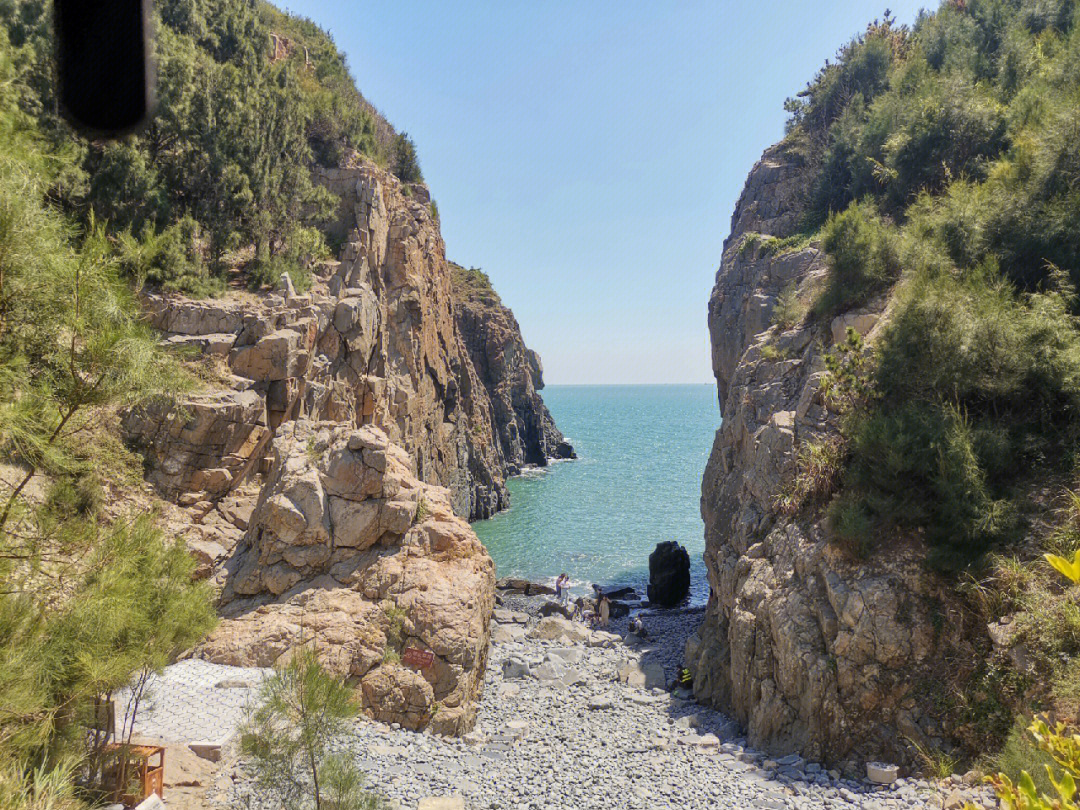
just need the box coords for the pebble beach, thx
[209,597,999,810]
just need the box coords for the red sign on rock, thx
[401,647,435,669]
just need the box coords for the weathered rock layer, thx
[125,160,570,522]
[689,143,982,769]
[200,422,494,734]
[122,159,569,734]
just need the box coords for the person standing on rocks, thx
[598,594,611,628]
[555,573,569,604]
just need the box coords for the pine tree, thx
[0,29,215,803]
[240,645,384,810]
[392,132,422,183]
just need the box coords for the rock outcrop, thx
[647,541,691,607]
[198,422,494,734]
[689,142,983,769]
[125,160,570,520]
[450,264,574,474]
[121,159,572,736]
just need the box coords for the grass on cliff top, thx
[450,262,502,306]
[737,229,819,260]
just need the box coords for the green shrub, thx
[738,232,763,258]
[758,343,786,362]
[820,327,876,415]
[44,471,102,520]
[413,497,429,525]
[249,255,312,293]
[392,132,422,183]
[382,603,407,652]
[241,646,385,810]
[772,283,805,329]
[827,491,875,557]
[450,264,501,305]
[115,216,223,298]
[875,265,1080,434]
[990,717,1061,800]
[248,226,326,293]
[826,262,1080,565]
[986,718,1080,810]
[775,438,844,516]
[784,19,899,137]
[837,400,1020,566]
[813,200,900,319]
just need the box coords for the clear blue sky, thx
[281,0,930,384]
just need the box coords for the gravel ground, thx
[217,598,999,810]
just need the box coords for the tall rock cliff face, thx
[313,164,508,520]
[126,160,570,523]
[122,159,569,734]
[451,265,575,475]
[688,143,984,769]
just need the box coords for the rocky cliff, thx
[121,159,570,733]
[688,143,984,770]
[450,264,574,474]
[199,422,494,735]
[126,160,571,522]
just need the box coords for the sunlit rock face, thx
[120,160,584,735]
[200,421,495,735]
[126,160,571,521]
[691,142,982,769]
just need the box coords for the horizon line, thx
[544,381,716,387]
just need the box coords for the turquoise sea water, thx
[471,384,719,604]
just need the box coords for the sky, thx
[280,0,931,384]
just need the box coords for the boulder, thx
[587,631,621,648]
[121,389,267,498]
[492,608,529,624]
[593,584,637,600]
[360,665,435,731]
[501,656,531,680]
[495,577,555,595]
[198,422,495,735]
[617,660,667,690]
[554,440,576,459]
[531,656,567,683]
[647,541,691,607]
[539,600,573,619]
[546,647,584,665]
[491,624,527,644]
[528,616,591,644]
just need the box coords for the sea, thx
[471,384,719,605]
